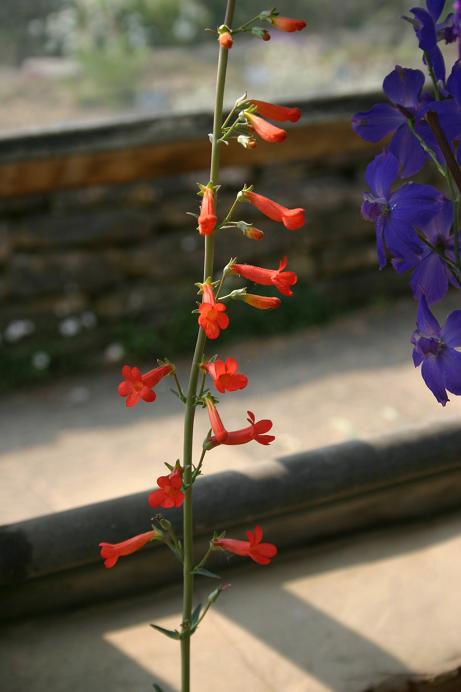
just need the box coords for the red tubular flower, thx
[198,186,217,236]
[218,31,233,49]
[245,112,287,143]
[244,190,305,230]
[251,99,301,123]
[231,257,297,297]
[148,468,184,509]
[99,530,157,568]
[118,363,173,408]
[271,16,307,32]
[206,398,274,447]
[198,283,229,340]
[214,525,278,565]
[202,357,248,394]
[242,294,281,310]
[205,396,228,443]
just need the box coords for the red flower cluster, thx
[99,530,157,568]
[214,525,277,565]
[205,397,275,447]
[202,357,248,393]
[198,283,229,339]
[244,190,305,230]
[148,468,184,509]
[231,257,297,296]
[118,364,173,408]
[244,99,301,144]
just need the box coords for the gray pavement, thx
[2,295,461,524]
[2,510,461,691]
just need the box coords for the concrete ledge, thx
[1,420,461,621]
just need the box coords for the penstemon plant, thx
[353,0,461,406]
[98,4,307,690]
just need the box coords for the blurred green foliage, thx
[0,0,415,66]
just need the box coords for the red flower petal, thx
[246,113,287,143]
[251,99,301,123]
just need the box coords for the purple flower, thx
[361,151,443,268]
[411,296,461,405]
[408,1,451,83]
[393,199,460,304]
[353,66,431,177]
[423,61,461,158]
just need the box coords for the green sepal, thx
[207,585,225,605]
[150,624,183,640]
[153,685,165,692]
[193,567,221,579]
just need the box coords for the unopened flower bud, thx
[158,517,173,532]
[243,226,264,240]
[218,31,233,49]
[242,294,281,310]
[237,134,257,149]
[251,27,271,41]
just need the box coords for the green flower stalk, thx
[99,3,307,689]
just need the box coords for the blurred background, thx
[3,7,461,689]
[0,0,436,393]
[0,0,419,132]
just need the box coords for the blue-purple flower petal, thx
[427,0,445,23]
[364,152,399,199]
[375,216,387,269]
[382,213,421,259]
[447,61,461,107]
[442,310,461,347]
[390,183,442,227]
[420,198,453,243]
[412,347,424,367]
[410,252,448,303]
[383,66,425,108]
[417,295,441,336]
[421,355,449,404]
[440,347,461,395]
[411,8,438,51]
[352,103,406,142]
[389,124,428,177]
[425,44,446,83]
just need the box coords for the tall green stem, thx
[180,2,236,690]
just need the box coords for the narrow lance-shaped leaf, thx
[150,624,183,640]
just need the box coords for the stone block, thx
[9,209,155,250]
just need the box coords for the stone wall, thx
[0,147,406,389]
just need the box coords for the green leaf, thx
[153,685,164,692]
[190,603,202,629]
[193,567,221,579]
[150,624,183,640]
